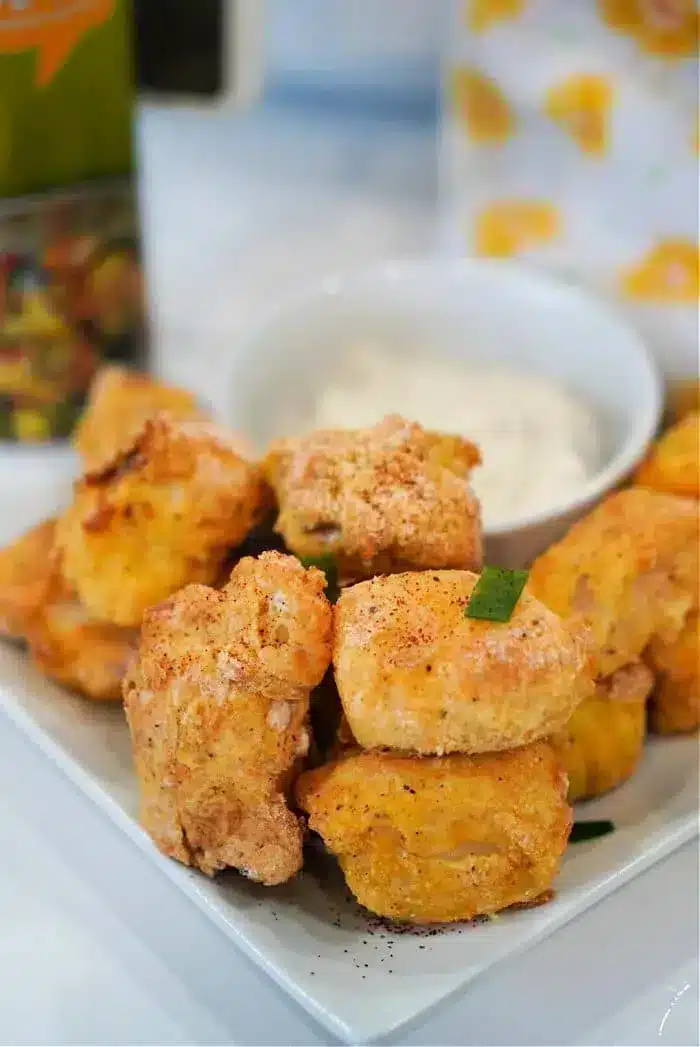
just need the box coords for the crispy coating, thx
[26,565,138,701]
[0,519,56,639]
[646,612,700,734]
[74,366,204,473]
[124,552,332,884]
[333,570,592,755]
[263,415,482,582]
[57,415,269,626]
[635,412,700,499]
[529,489,699,679]
[554,662,652,802]
[296,742,571,924]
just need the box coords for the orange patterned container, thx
[441,0,699,392]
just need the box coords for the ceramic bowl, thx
[230,258,662,566]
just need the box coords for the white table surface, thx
[0,103,698,1046]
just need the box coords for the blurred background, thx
[137,0,444,414]
[138,0,699,415]
[1,0,698,434]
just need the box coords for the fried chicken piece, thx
[211,517,289,591]
[74,366,205,474]
[333,570,592,755]
[57,415,269,627]
[124,552,332,884]
[529,489,699,679]
[0,519,56,639]
[263,415,482,583]
[27,565,138,701]
[646,612,700,734]
[635,412,700,499]
[296,741,571,924]
[553,661,653,802]
[0,519,135,698]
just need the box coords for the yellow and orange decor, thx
[442,0,700,387]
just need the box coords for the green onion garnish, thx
[569,819,615,843]
[299,554,340,603]
[465,566,529,623]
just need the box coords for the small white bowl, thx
[230,258,662,567]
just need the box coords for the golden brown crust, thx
[124,552,332,884]
[646,612,700,734]
[263,415,482,582]
[74,366,205,474]
[0,519,56,640]
[0,519,137,699]
[26,564,138,701]
[553,661,652,801]
[333,570,592,755]
[296,742,571,924]
[529,489,699,678]
[635,412,700,499]
[57,415,270,626]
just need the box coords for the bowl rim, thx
[236,256,664,536]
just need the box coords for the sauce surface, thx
[309,346,602,529]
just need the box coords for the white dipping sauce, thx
[309,346,602,530]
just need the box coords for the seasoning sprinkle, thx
[465,566,529,623]
[569,819,615,843]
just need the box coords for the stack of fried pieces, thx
[297,566,591,924]
[0,367,697,926]
[263,418,592,924]
[530,407,699,800]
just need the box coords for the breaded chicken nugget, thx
[296,741,571,924]
[554,661,652,802]
[529,489,699,679]
[27,565,138,701]
[57,416,269,627]
[635,412,699,499]
[124,552,332,884]
[646,612,699,734]
[0,519,56,639]
[74,366,204,473]
[333,570,592,755]
[263,415,482,582]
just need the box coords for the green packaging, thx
[0,0,147,442]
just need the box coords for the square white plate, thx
[0,641,697,1044]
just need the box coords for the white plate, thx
[0,641,696,1044]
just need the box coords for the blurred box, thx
[440,0,699,393]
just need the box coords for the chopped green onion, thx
[465,566,529,623]
[299,554,340,603]
[569,819,615,843]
